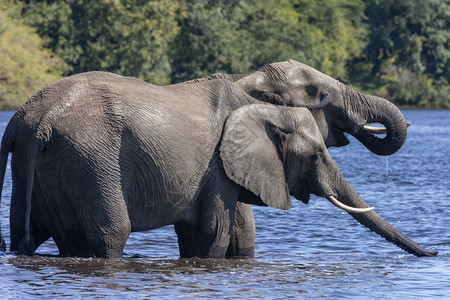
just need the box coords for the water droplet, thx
[385,157,393,177]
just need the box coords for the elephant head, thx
[232,60,408,156]
[220,104,437,257]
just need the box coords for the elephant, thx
[180,60,411,255]
[0,68,436,258]
[190,60,408,155]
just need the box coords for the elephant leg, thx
[175,211,234,258]
[11,207,51,255]
[31,181,93,257]
[175,204,236,258]
[77,196,131,259]
[175,222,215,258]
[42,172,130,258]
[9,193,26,252]
[9,190,48,254]
[175,178,239,258]
[9,157,27,252]
[26,209,51,254]
[47,219,94,258]
[27,182,53,253]
[57,230,94,257]
[51,208,94,257]
[226,201,255,257]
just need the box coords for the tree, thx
[0,1,66,109]
[170,0,256,82]
[364,0,450,82]
[353,0,450,107]
[170,0,366,82]
[23,0,180,84]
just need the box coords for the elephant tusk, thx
[327,195,375,214]
[363,122,411,135]
[363,125,387,134]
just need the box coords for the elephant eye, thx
[305,85,318,97]
[311,154,320,162]
[262,92,283,104]
[320,91,329,101]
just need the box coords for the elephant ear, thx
[219,105,291,210]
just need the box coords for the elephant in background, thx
[0,69,436,258]
[189,60,407,156]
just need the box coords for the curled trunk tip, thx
[343,85,408,156]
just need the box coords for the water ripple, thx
[1,110,449,299]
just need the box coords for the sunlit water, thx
[0,110,449,299]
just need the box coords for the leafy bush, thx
[349,61,450,108]
[0,0,448,109]
[380,66,450,108]
[22,0,180,85]
[0,5,66,109]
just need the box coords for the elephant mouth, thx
[337,122,408,147]
[290,178,311,204]
[292,179,374,214]
[328,123,350,147]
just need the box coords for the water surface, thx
[0,109,449,299]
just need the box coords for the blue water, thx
[0,109,449,299]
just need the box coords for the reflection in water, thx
[8,250,448,299]
[5,254,399,298]
[7,252,447,299]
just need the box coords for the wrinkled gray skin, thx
[195,60,408,156]
[0,61,436,258]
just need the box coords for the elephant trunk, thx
[342,85,407,156]
[324,162,437,257]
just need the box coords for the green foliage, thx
[377,64,449,108]
[23,0,180,85]
[170,0,256,81]
[364,0,450,81]
[350,0,450,108]
[0,0,448,108]
[293,0,367,79]
[0,1,66,109]
[170,0,367,82]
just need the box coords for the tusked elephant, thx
[191,60,408,155]
[0,69,436,258]
[179,60,411,255]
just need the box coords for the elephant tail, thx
[19,139,43,255]
[0,122,15,252]
[18,140,38,254]
[19,120,51,255]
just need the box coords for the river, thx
[0,109,449,299]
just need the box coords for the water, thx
[0,109,449,299]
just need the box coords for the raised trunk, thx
[342,85,407,156]
[332,166,437,257]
